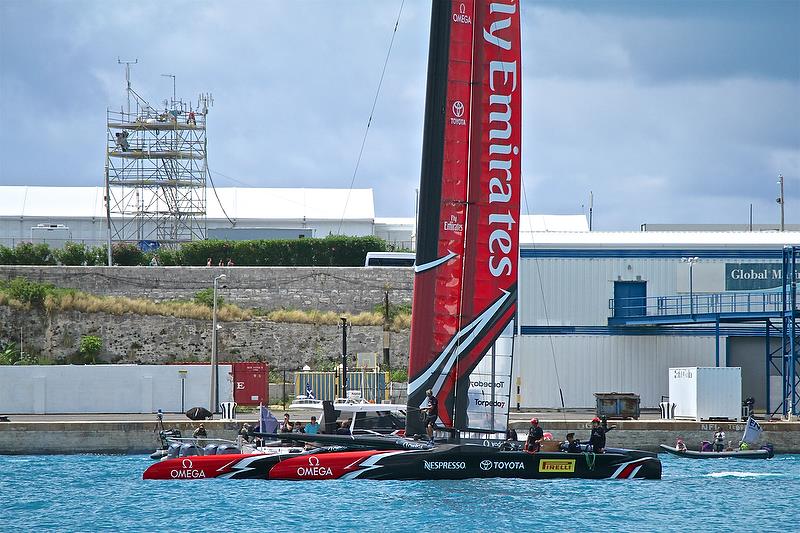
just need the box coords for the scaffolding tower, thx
[104,67,210,252]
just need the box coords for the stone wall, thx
[0,265,413,313]
[0,305,410,370]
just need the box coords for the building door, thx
[614,281,647,318]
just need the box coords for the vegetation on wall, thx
[0,235,388,267]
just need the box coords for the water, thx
[2,454,797,532]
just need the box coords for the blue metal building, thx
[514,231,800,417]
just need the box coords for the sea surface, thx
[1,453,797,532]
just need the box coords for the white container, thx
[669,367,741,421]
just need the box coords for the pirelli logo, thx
[538,459,576,473]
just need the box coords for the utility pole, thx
[383,291,391,369]
[340,317,349,398]
[777,174,785,231]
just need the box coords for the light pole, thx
[210,273,226,414]
[340,316,348,398]
[682,257,699,316]
[777,174,785,232]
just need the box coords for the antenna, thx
[589,191,594,231]
[161,74,176,109]
[117,58,138,115]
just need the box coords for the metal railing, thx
[609,289,796,319]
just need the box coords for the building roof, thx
[523,231,800,248]
[0,186,375,221]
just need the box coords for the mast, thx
[406,0,522,436]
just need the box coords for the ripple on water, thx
[0,453,797,532]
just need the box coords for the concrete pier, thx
[0,412,798,454]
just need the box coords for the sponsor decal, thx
[450,100,467,126]
[484,0,520,279]
[444,214,464,233]
[480,459,524,471]
[474,398,506,408]
[539,459,575,473]
[423,460,466,471]
[169,458,207,479]
[470,379,505,388]
[296,455,333,477]
[453,2,472,24]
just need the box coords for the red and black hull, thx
[143,446,661,480]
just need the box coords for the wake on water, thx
[706,471,781,478]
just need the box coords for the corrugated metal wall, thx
[514,335,720,408]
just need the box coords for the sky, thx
[0,0,798,230]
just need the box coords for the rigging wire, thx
[521,177,567,422]
[205,161,235,226]
[336,0,405,234]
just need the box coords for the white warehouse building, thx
[514,231,800,411]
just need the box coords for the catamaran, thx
[143,0,661,481]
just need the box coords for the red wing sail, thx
[407,0,521,435]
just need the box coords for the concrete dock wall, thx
[0,418,797,455]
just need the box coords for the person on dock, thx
[524,418,543,453]
[304,416,319,435]
[421,389,439,442]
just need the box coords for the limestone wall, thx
[0,305,410,370]
[0,265,413,313]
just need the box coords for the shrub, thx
[390,369,408,382]
[79,335,102,363]
[194,288,223,308]
[55,242,89,266]
[5,277,51,307]
[13,242,55,265]
[111,243,145,266]
[0,245,14,265]
[156,248,182,266]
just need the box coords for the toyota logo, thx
[480,460,492,471]
[452,100,465,118]
[181,458,193,469]
[308,456,320,466]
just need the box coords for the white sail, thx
[464,321,514,433]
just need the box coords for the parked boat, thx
[659,445,773,459]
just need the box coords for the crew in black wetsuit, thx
[589,416,615,453]
[422,389,439,442]
[561,432,582,453]
[525,418,544,452]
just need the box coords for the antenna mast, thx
[117,58,138,115]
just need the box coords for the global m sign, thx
[724,263,799,291]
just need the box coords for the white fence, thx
[0,365,234,414]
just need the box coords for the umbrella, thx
[185,407,212,421]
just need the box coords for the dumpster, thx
[594,392,640,419]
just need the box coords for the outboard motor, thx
[167,442,182,459]
[322,400,338,434]
[203,444,219,456]
[179,443,203,457]
[761,443,775,458]
[216,444,240,455]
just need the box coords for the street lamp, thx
[340,316,348,399]
[776,174,785,232]
[681,257,699,316]
[210,273,226,413]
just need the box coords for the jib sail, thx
[407,0,521,436]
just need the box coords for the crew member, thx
[713,427,725,452]
[589,416,613,453]
[421,389,439,442]
[193,423,207,447]
[675,438,687,452]
[524,418,543,453]
[561,432,581,453]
